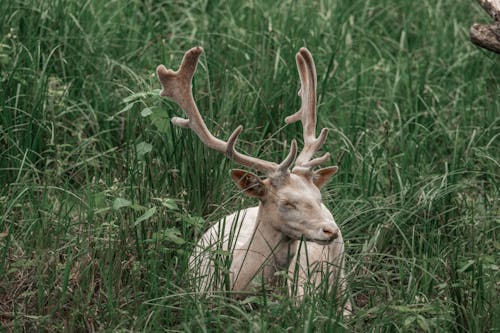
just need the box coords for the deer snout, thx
[321,225,339,241]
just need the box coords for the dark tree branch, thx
[478,0,500,20]
[470,0,500,54]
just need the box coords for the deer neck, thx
[232,203,298,291]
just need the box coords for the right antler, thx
[157,47,296,174]
[286,48,330,169]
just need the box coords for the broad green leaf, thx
[110,102,134,120]
[136,141,152,160]
[151,108,170,133]
[122,91,152,104]
[182,216,205,229]
[113,198,132,210]
[164,228,186,245]
[457,259,475,273]
[153,197,179,210]
[403,316,416,327]
[131,204,147,211]
[239,296,262,305]
[134,207,156,225]
[90,192,107,209]
[141,107,153,117]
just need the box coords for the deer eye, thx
[283,201,296,209]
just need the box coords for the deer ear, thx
[231,169,267,198]
[313,166,338,189]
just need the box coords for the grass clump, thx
[0,0,498,331]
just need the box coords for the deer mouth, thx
[309,235,337,245]
[291,232,338,245]
[314,239,334,245]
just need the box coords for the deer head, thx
[157,47,339,245]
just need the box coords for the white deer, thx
[157,47,350,314]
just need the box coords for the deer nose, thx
[322,226,339,239]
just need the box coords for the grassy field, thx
[0,0,499,331]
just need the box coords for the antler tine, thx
[157,47,297,174]
[277,139,298,173]
[285,47,330,169]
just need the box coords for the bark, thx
[470,0,500,54]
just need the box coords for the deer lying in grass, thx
[157,47,350,314]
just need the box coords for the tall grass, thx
[0,0,498,331]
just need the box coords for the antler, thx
[157,46,297,174]
[285,48,330,169]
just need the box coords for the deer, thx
[156,46,351,315]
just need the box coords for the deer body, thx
[156,46,350,313]
[193,204,346,298]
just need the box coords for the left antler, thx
[156,47,297,174]
[286,48,330,169]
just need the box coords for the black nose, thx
[322,226,339,239]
